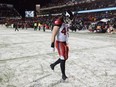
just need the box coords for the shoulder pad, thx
[54,19,62,26]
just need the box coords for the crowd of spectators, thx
[42,0,95,8]
[4,11,116,33]
[41,0,116,10]
[41,0,116,15]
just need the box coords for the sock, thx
[60,60,67,80]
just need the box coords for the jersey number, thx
[61,28,66,35]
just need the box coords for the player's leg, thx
[50,58,61,70]
[60,43,68,80]
[60,59,67,80]
[50,41,61,70]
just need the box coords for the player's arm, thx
[51,19,62,48]
[51,26,59,48]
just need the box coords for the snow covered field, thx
[0,25,116,87]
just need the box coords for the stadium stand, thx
[38,0,116,33]
[0,4,21,24]
[40,0,116,14]
[0,0,115,33]
[0,4,21,18]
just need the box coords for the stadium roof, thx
[0,0,50,7]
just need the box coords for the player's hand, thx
[51,42,54,48]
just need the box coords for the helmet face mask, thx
[64,16,72,23]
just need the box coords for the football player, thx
[50,10,73,80]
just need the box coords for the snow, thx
[0,25,116,87]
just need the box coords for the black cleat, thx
[50,64,54,70]
[62,75,68,80]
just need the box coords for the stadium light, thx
[78,7,116,13]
